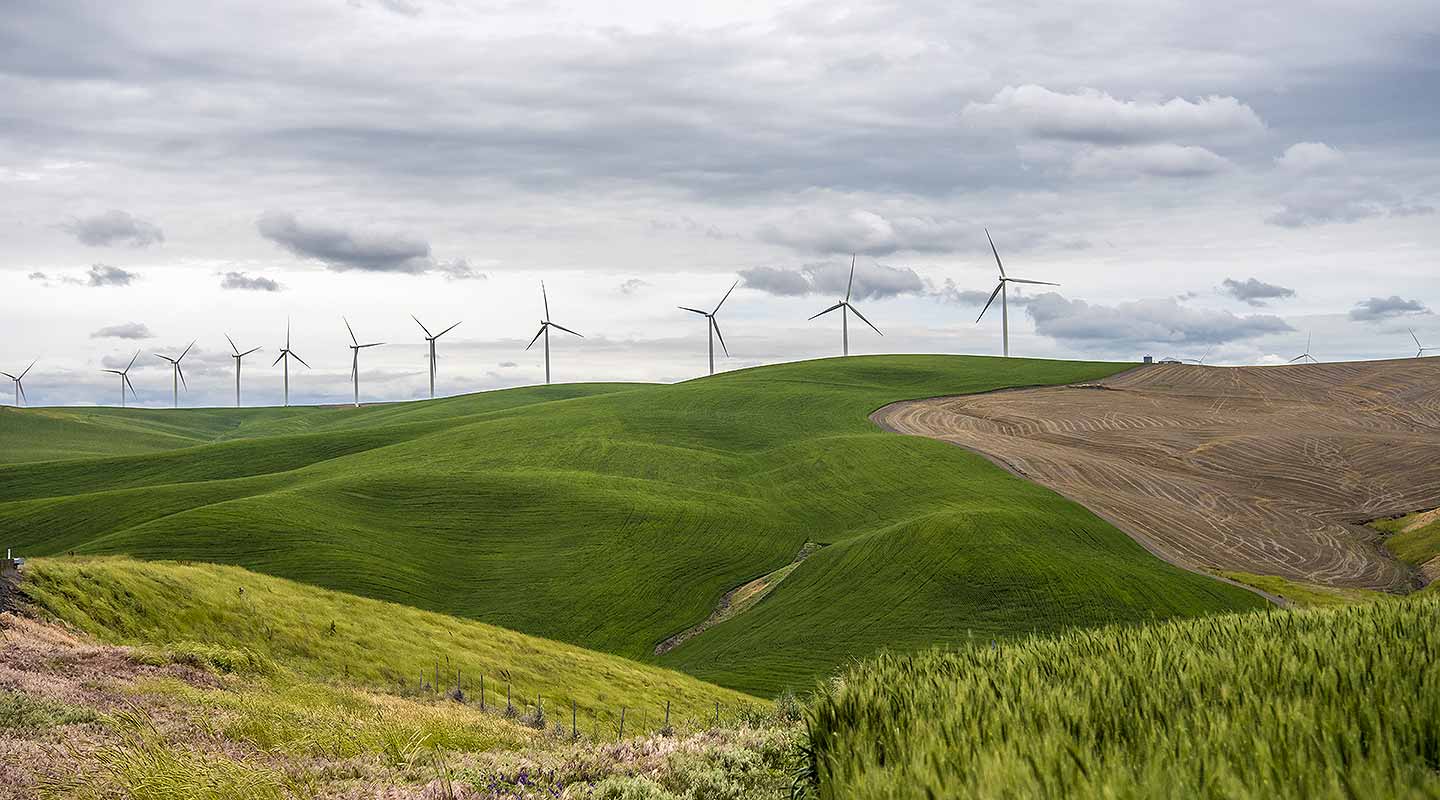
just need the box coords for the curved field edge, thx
[17,556,763,728]
[0,356,1265,695]
[805,594,1440,800]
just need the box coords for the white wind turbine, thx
[1,360,35,407]
[154,341,195,408]
[225,334,261,408]
[1409,329,1437,358]
[272,320,310,406]
[975,229,1059,357]
[526,281,582,384]
[1289,333,1319,364]
[1184,346,1214,365]
[809,255,882,356]
[411,315,460,399]
[344,317,384,407]
[679,280,738,376]
[101,351,139,407]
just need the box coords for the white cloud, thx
[1072,144,1233,178]
[960,85,1265,144]
[1276,142,1344,173]
[1026,294,1293,345]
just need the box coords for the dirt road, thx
[874,359,1440,592]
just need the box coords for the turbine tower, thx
[154,341,195,409]
[525,281,582,384]
[679,280,737,376]
[1410,329,1437,358]
[809,255,881,356]
[411,315,460,399]
[1,360,35,407]
[272,320,310,406]
[1289,333,1318,364]
[975,229,1059,357]
[101,351,139,407]
[344,317,384,407]
[225,334,261,408]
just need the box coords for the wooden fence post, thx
[571,700,577,739]
[664,700,670,729]
[618,707,625,741]
[480,675,485,710]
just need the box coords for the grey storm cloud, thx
[89,322,154,339]
[618,278,650,295]
[960,85,1265,145]
[1221,278,1296,307]
[1026,293,1292,345]
[740,261,925,301]
[220,271,282,291]
[433,259,487,281]
[1349,296,1431,322]
[60,210,164,248]
[933,279,1035,307]
[258,211,431,273]
[87,264,138,286]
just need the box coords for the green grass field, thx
[1372,511,1440,569]
[805,594,1440,799]
[0,356,1265,694]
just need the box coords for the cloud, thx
[933,278,1034,307]
[758,210,967,256]
[258,211,431,273]
[1072,144,1233,178]
[1276,142,1344,173]
[1026,293,1292,345]
[60,210,164,248]
[1349,295,1431,322]
[89,322,153,339]
[86,264,138,286]
[960,85,1265,145]
[1220,277,1295,306]
[1265,191,1435,228]
[618,278,649,295]
[434,258,486,281]
[740,260,925,301]
[219,271,282,291]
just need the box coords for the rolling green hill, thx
[0,356,1266,693]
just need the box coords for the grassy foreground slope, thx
[806,594,1440,800]
[20,557,759,729]
[0,356,1265,693]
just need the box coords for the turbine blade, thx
[291,352,311,369]
[985,228,1006,278]
[344,316,358,346]
[126,351,140,371]
[679,306,709,316]
[0,372,13,380]
[411,315,432,337]
[124,374,136,398]
[525,325,546,350]
[272,351,286,367]
[19,360,34,379]
[1288,354,1306,363]
[241,347,262,357]
[180,339,195,360]
[436,321,462,338]
[360,342,383,348]
[847,303,883,336]
[541,281,550,321]
[845,254,856,302]
[712,280,739,314]
[17,382,25,402]
[101,370,121,375]
[176,364,187,390]
[975,282,1003,323]
[1411,328,1422,348]
[1005,278,1059,286]
[549,321,582,338]
[809,302,844,321]
[226,333,239,355]
[711,317,729,357]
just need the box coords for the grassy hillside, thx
[0,356,1266,693]
[805,594,1440,799]
[1373,510,1440,570]
[20,557,758,730]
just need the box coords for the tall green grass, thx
[805,595,1440,799]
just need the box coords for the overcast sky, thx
[3,0,1438,407]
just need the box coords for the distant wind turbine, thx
[1289,333,1319,364]
[1184,346,1214,365]
[809,255,881,356]
[526,281,582,384]
[411,315,460,399]
[679,280,738,376]
[272,320,310,406]
[975,229,1059,357]
[344,317,384,407]
[225,334,261,408]
[154,341,195,408]
[1,360,35,407]
[1410,329,1437,358]
[101,351,139,407]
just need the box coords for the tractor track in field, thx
[873,359,1440,593]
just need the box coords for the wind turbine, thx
[1,360,34,407]
[225,334,261,408]
[1409,329,1437,358]
[809,255,882,356]
[101,351,139,407]
[154,341,195,408]
[344,317,384,407]
[411,315,460,398]
[1185,346,1214,366]
[272,320,309,406]
[679,281,738,376]
[975,229,1060,357]
[1289,333,1319,364]
[525,281,582,384]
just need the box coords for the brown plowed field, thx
[874,359,1440,592]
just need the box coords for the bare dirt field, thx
[874,359,1440,592]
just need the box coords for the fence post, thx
[507,683,513,715]
[618,707,625,741]
[715,701,720,728]
[572,700,577,739]
[480,675,485,710]
[434,661,439,694]
[664,700,670,729]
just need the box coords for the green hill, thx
[804,593,1440,799]
[0,356,1266,693]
